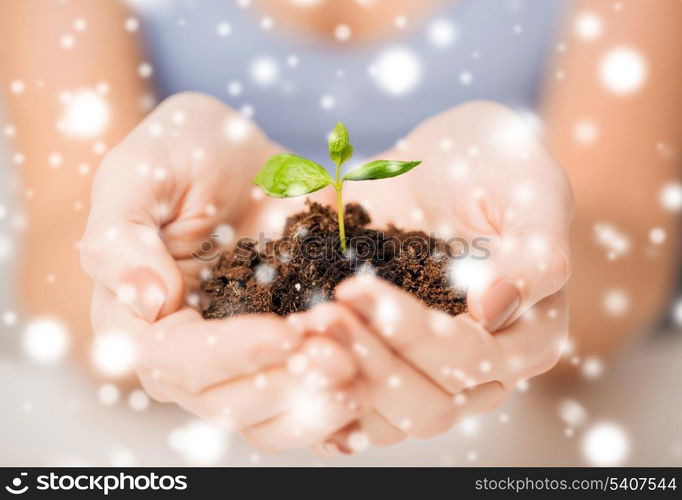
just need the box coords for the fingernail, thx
[124,267,167,322]
[480,280,520,331]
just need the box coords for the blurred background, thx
[0,0,681,466]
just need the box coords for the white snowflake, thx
[59,89,110,138]
[23,318,70,364]
[394,15,407,28]
[138,62,154,79]
[558,398,588,427]
[168,420,227,465]
[91,330,136,377]
[0,232,11,261]
[124,17,140,32]
[599,47,647,95]
[459,71,473,86]
[334,24,352,42]
[9,80,25,94]
[216,21,232,37]
[128,389,150,411]
[254,263,277,284]
[224,116,251,142]
[574,12,602,41]
[60,34,76,49]
[250,56,280,86]
[212,224,235,246]
[581,421,630,466]
[671,298,682,327]
[593,222,630,259]
[582,356,604,379]
[260,17,274,31]
[428,19,457,48]
[573,119,599,145]
[227,80,243,96]
[660,182,682,212]
[320,94,335,110]
[2,310,18,327]
[348,431,369,452]
[603,288,629,316]
[98,383,120,405]
[370,47,422,96]
[73,18,87,32]
[649,227,666,245]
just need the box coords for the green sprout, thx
[254,122,421,252]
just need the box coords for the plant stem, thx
[334,165,347,252]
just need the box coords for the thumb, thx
[463,232,571,331]
[80,212,185,323]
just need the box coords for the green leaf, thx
[343,160,422,182]
[254,153,332,198]
[328,122,354,167]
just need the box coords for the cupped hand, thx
[344,101,573,330]
[309,101,574,453]
[81,95,572,454]
[305,278,568,454]
[80,92,366,451]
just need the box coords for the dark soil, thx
[202,202,467,319]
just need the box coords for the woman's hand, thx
[306,278,568,454]
[346,101,573,330]
[311,101,574,453]
[80,92,366,451]
[91,285,367,451]
[80,91,294,320]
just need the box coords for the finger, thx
[302,303,459,439]
[141,335,357,429]
[356,411,406,447]
[318,381,508,455]
[325,411,406,453]
[336,275,568,389]
[81,207,185,322]
[311,382,508,458]
[464,231,571,331]
[325,382,508,452]
[176,257,213,298]
[240,381,367,452]
[335,276,495,393]
[438,102,574,331]
[462,144,573,332]
[91,286,305,392]
[309,421,362,458]
[455,380,508,415]
[81,92,267,321]
[136,367,174,404]
[309,442,348,458]
[80,120,190,321]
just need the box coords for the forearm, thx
[541,0,682,357]
[0,0,150,363]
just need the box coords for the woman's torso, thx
[133,0,565,162]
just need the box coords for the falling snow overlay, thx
[0,0,679,468]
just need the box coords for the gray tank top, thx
[134,0,565,162]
